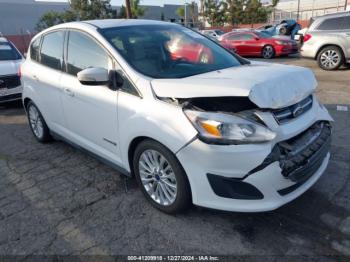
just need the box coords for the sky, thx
[36,0,200,5]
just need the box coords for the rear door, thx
[26,30,66,131]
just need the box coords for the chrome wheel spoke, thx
[139,149,177,206]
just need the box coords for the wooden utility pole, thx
[126,0,132,18]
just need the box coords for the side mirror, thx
[77,67,109,86]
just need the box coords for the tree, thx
[130,0,145,18]
[36,11,65,31]
[176,6,185,19]
[125,0,132,18]
[203,0,225,27]
[36,0,115,31]
[118,0,145,18]
[242,0,269,26]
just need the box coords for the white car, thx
[22,20,333,214]
[0,37,24,103]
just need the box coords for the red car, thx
[220,31,298,59]
[167,35,213,64]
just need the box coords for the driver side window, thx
[66,31,110,76]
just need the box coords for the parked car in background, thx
[258,20,302,41]
[220,31,298,59]
[22,20,332,214]
[200,29,225,40]
[0,37,24,103]
[301,12,350,70]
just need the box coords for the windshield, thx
[101,24,241,79]
[256,31,272,38]
[0,42,22,61]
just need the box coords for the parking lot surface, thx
[0,57,349,259]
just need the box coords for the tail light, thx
[18,65,22,78]
[303,34,312,42]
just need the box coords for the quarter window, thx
[30,37,41,62]
[40,31,64,70]
[66,31,109,76]
[317,17,343,30]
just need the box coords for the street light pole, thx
[296,0,301,21]
[184,4,187,26]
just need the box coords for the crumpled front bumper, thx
[176,96,333,212]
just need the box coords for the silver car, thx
[301,12,350,70]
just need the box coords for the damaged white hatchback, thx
[22,20,333,213]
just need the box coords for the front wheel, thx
[262,45,275,59]
[317,46,344,70]
[133,139,191,214]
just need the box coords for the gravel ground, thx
[0,57,349,259]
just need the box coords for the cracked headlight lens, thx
[184,109,276,144]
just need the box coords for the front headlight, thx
[275,40,289,45]
[184,110,276,144]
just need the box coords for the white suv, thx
[0,37,24,103]
[22,20,333,214]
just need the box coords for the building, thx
[0,0,198,53]
[273,0,349,22]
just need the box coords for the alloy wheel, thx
[138,149,177,206]
[320,50,340,69]
[262,46,274,59]
[28,105,44,139]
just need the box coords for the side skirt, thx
[50,131,131,177]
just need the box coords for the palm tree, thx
[125,0,132,18]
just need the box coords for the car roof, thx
[0,37,8,43]
[314,11,350,20]
[82,19,175,29]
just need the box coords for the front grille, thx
[278,121,331,183]
[272,95,313,124]
[0,74,21,89]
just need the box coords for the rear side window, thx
[30,37,41,62]
[66,31,109,76]
[317,17,345,30]
[340,16,350,30]
[40,31,64,70]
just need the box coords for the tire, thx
[279,26,287,35]
[262,45,275,59]
[26,101,52,143]
[317,46,344,70]
[133,139,191,214]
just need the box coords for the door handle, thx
[64,88,75,97]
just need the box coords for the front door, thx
[60,30,121,165]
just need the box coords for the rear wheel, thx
[317,46,344,70]
[133,139,191,214]
[262,45,275,59]
[26,101,52,143]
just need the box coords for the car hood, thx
[0,59,23,76]
[151,62,317,109]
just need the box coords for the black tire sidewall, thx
[262,45,275,59]
[133,139,191,214]
[26,101,52,143]
[317,46,344,71]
